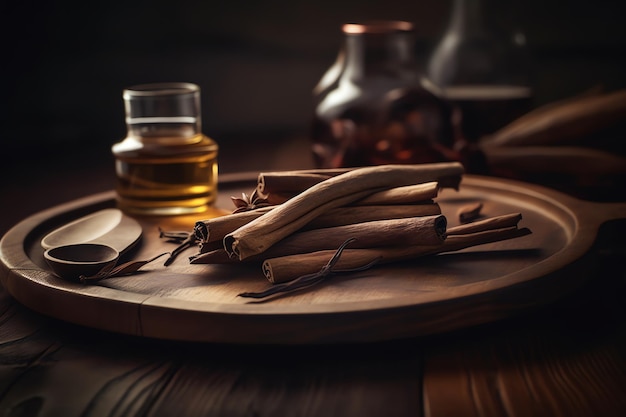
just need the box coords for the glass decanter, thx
[427,0,533,142]
[311,21,454,168]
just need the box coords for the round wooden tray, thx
[1,173,624,344]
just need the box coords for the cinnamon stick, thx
[447,212,522,235]
[189,248,233,264]
[193,206,272,244]
[194,203,441,248]
[224,163,464,260]
[263,222,531,284]
[457,202,483,223]
[190,215,447,264]
[257,168,352,194]
[258,173,334,196]
[258,168,462,197]
[266,182,441,206]
[355,182,439,205]
[306,204,441,230]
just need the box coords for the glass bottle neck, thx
[342,31,416,80]
[447,0,486,37]
[123,82,203,140]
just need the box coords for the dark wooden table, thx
[1,135,625,417]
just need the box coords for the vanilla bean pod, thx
[158,228,199,266]
[79,252,170,283]
[238,239,380,299]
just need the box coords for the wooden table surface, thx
[1,135,625,417]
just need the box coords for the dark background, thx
[0,0,625,228]
[2,0,625,153]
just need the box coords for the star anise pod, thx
[231,189,270,213]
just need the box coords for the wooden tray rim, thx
[1,174,624,343]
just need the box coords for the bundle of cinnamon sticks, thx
[189,162,531,286]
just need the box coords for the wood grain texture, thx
[1,175,625,344]
[1,172,625,417]
[423,293,626,417]
[423,222,626,417]
[1,230,625,416]
[0,283,424,417]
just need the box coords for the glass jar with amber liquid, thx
[112,82,219,216]
[311,21,454,169]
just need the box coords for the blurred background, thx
[2,0,625,156]
[1,0,625,232]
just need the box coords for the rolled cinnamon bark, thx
[224,163,465,260]
[190,215,447,264]
[305,203,441,230]
[193,207,272,244]
[262,216,530,283]
[257,168,352,195]
[266,182,441,206]
[355,182,439,205]
[447,213,522,235]
[194,203,441,247]
[258,173,332,196]
[260,170,461,201]
[189,248,232,264]
[197,240,223,255]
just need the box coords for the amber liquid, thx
[311,90,454,169]
[113,134,218,216]
[442,85,533,141]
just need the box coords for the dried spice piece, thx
[257,168,462,196]
[458,202,483,223]
[192,202,440,249]
[266,181,441,206]
[79,252,169,283]
[262,213,530,284]
[304,204,441,230]
[190,215,447,264]
[158,227,193,242]
[238,239,380,300]
[191,204,441,260]
[159,227,198,266]
[257,169,348,195]
[225,163,464,260]
[354,182,439,205]
[165,234,197,266]
[231,189,271,213]
[193,207,273,245]
[447,212,521,235]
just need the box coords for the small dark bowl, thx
[44,243,119,281]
